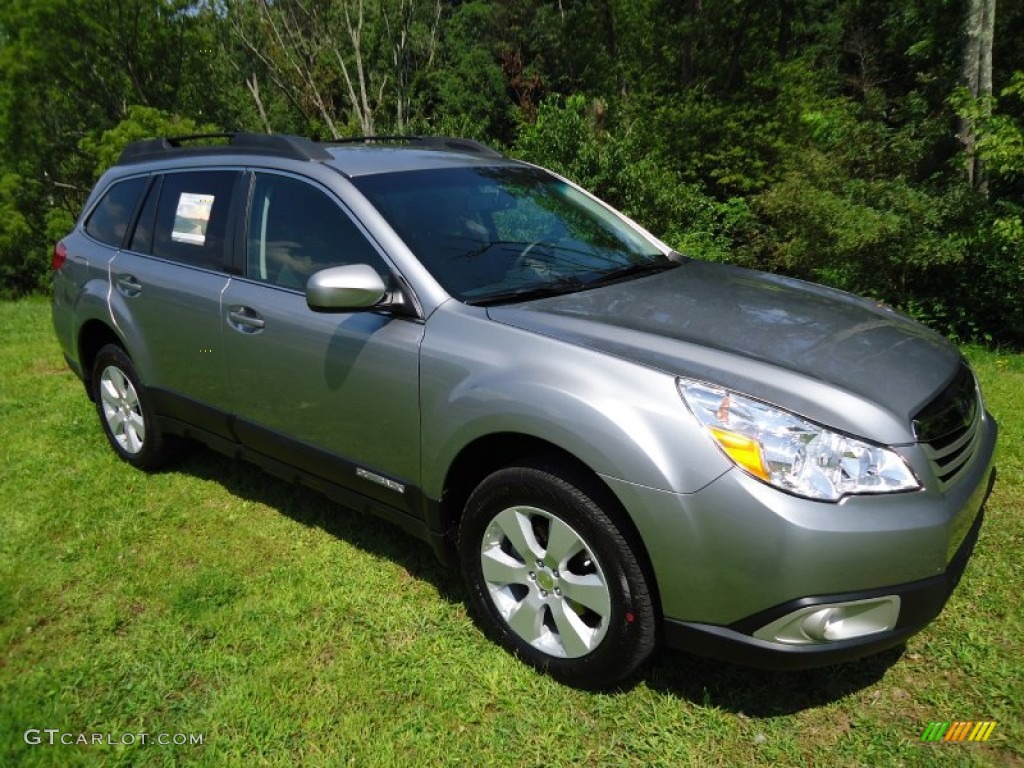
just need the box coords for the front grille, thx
[914,364,983,489]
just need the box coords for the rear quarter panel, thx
[52,231,119,378]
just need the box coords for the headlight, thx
[677,378,919,501]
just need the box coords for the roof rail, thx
[117,132,333,165]
[328,135,504,158]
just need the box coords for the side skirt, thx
[156,413,454,566]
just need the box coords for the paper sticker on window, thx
[171,192,215,245]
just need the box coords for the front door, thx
[220,171,423,513]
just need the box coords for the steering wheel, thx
[511,240,553,276]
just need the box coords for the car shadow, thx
[176,448,465,605]
[175,447,902,716]
[637,645,903,717]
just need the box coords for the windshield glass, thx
[353,166,676,304]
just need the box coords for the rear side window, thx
[246,173,385,289]
[152,171,237,270]
[84,177,148,247]
[128,176,162,254]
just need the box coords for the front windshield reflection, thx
[354,166,675,304]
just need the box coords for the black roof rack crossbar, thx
[230,133,333,161]
[327,135,503,158]
[116,132,502,165]
[117,132,333,165]
[165,132,236,146]
[328,135,421,144]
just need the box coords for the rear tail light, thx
[52,240,68,271]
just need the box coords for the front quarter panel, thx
[419,301,732,500]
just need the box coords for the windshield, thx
[353,166,676,304]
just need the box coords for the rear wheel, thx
[92,344,181,470]
[459,457,657,689]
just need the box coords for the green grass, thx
[2,295,1022,767]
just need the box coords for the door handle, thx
[227,305,266,333]
[115,273,142,297]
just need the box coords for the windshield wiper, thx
[584,259,679,289]
[466,277,586,306]
[466,258,678,306]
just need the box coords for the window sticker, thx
[171,192,215,245]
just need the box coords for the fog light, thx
[753,596,900,645]
[800,607,838,642]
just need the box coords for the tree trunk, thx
[724,1,755,92]
[679,0,702,88]
[777,0,793,59]
[959,0,997,192]
[246,73,273,134]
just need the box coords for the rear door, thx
[220,170,424,512]
[108,170,242,434]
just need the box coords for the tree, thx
[224,0,442,137]
[959,0,997,191]
[0,0,238,296]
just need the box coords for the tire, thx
[91,344,181,470]
[459,456,657,689]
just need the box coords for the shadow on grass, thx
[175,448,465,605]
[640,645,903,717]
[175,446,902,716]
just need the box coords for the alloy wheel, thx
[98,365,146,454]
[479,505,612,658]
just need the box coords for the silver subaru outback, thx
[52,133,997,688]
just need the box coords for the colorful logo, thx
[921,721,997,743]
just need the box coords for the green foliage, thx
[748,161,963,291]
[0,173,47,296]
[942,73,1024,342]
[0,0,1022,344]
[513,95,741,261]
[954,72,1024,185]
[414,2,514,142]
[78,106,219,178]
[955,200,1024,342]
[0,0,237,297]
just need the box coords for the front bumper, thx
[662,472,992,669]
[601,409,997,669]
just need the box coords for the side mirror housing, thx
[306,264,388,312]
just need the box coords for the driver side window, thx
[246,173,385,289]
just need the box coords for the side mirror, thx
[306,264,388,312]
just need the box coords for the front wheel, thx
[459,458,657,689]
[92,344,181,470]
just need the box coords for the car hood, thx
[486,260,962,443]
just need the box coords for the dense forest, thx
[1,0,1022,343]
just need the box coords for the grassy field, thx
[1,295,1021,767]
